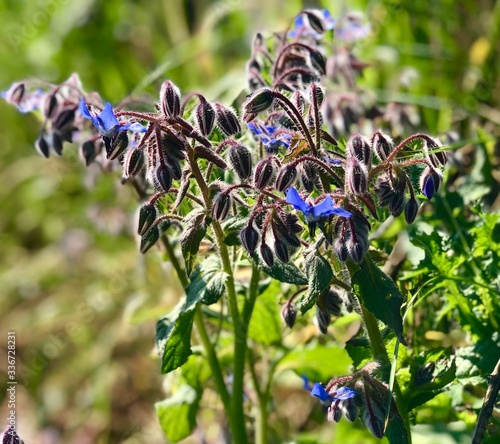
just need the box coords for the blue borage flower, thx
[288,9,336,38]
[286,186,352,222]
[302,375,357,406]
[79,99,147,139]
[247,122,292,153]
[335,12,371,43]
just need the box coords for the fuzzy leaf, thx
[352,255,407,345]
[254,255,307,285]
[298,253,333,313]
[155,384,201,442]
[187,257,227,305]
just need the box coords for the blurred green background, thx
[0,0,498,443]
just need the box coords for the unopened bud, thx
[260,242,274,267]
[347,134,372,166]
[424,137,447,167]
[35,133,50,158]
[81,140,97,166]
[228,144,253,180]
[140,225,160,254]
[105,132,129,160]
[345,157,368,195]
[281,300,297,328]
[303,10,326,34]
[315,306,331,334]
[160,80,181,119]
[215,103,241,136]
[419,167,441,200]
[195,96,216,136]
[138,204,157,236]
[274,237,290,263]
[152,164,172,193]
[318,289,342,316]
[242,88,274,122]
[299,161,317,193]
[275,164,298,192]
[253,158,277,189]
[124,148,145,177]
[372,131,393,161]
[240,224,259,256]
[212,192,231,221]
[404,198,419,224]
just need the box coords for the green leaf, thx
[254,255,307,285]
[248,280,282,345]
[222,215,247,246]
[155,384,201,442]
[278,343,352,382]
[352,255,406,345]
[187,257,227,305]
[386,416,410,444]
[298,253,333,313]
[156,307,196,374]
[180,210,210,275]
[456,334,500,385]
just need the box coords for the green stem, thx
[188,152,247,444]
[360,306,411,442]
[245,262,268,444]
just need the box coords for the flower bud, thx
[291,90,306,115]
[228,143,253,180]
[415,361,435,385]
[345,157,368,195]
[424,137,447,167]
[341,399,358,422]
[124,147,145,177]
[310,50,327,75]
[404,198,419,224]
[3,82,25,105]
[327,403,343,422]
[195,96,216,136]
[298,161,318,193]
[318,289,342,316]
[363,408,384,439]
[52,133,63,156]
[334,238,349,262]
[212,192,231,221]
[275,164,297,192]
[140,225,160,254]
[419,167,441,200]
[253,158,277,189]
[152,164,172,193]
[303,9,326,34]
[315,306,331,334]
[44,92,59,119]
[215,103,241,136]
[389,165,407,194]
[274,237,290,263]
[105,132,129,160]
[372,131,393,161]
[160,80,181,119]
[81,140,97,166]
[260,242,274,267]
[54,108,75,131]
[390,192,405,217]
[36,133,50,158]
[242,88,274,122]
[281,300,297,328]
[309,83,325,107]
[240,224,259,256]
[138,204,157,236]
[347,134,372,166]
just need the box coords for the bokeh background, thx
[0,0,498,443]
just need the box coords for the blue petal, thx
[286,187,309,214]
[310,195,336,218]
[121,122,147,133]
[311,383,333,404]
[333,386,357,400]
[97,103,120,134]
[423,176,435,200]
[301,375,312,391]
[331,207,352,218]
[247,122,262,135]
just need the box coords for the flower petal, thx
[311,383,333,404]
[121,122,148,133]
[333,386,357,400]
[97,103,120,134]
[310,195,336,218]
[286,187,309,214]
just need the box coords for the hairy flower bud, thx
[242,88,274,122]
[228,143,253,180]
[81,140,97,166]
[123,147,145,177]
[309,83,325,107]
[195,96,216,136]
[44,92,59,119]
[281,300,297,328]
[274,237,290,263]
[152,164,172,193]
[212,192,231,221]
[299,161,318,193]
[347,134,372,166]
[404,198,419,224]
[318,289,342,316]
[303,9,326,34]
[315,306,331,334]
[240,224,259,256]
[345,157,368,195]
[36,133,50,158]
[275,164,298,192]
[105,132,129,160]
[419,167,441,200]
[160,80,181,119]
[424,136,447,167]
[415,361,436,385]
[253,158,277,189]
[260,242,274,267]
[138,204,157,236]
[215,103,241,136]
[372,131,394,161]
[54,108,75,132]
[140,225,160,254]
[389,165,407,194]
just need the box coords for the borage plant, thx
[3,8,452,444]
